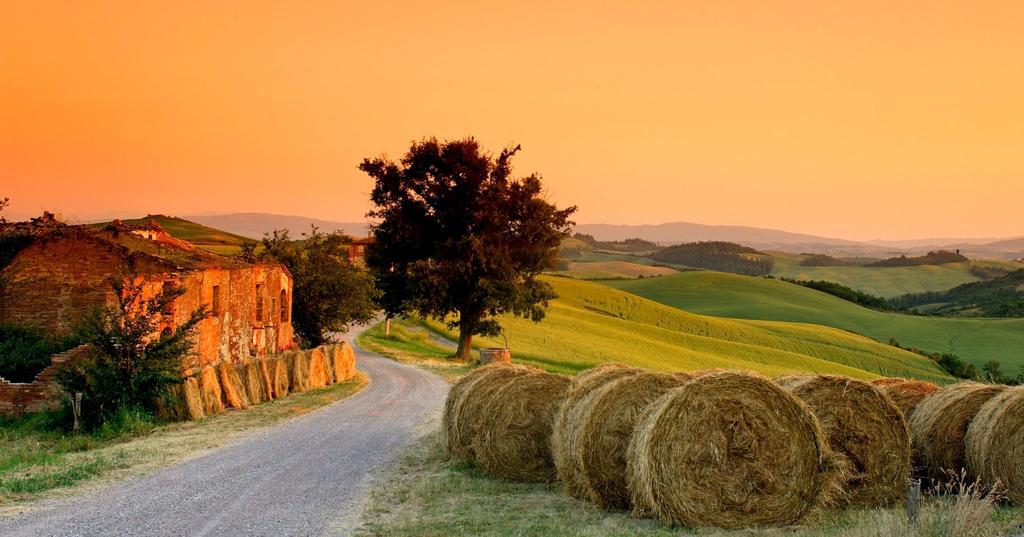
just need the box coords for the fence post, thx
[906,478,921,526]
[72,392,83,432]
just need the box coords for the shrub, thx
[0,324,82,383]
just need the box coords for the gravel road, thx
[0,325,449,537]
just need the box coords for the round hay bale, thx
[181,377,205,420]
[966,386,1024,504]
[239,361,264,404]
[472,372,572,482]
[257,359,275,400]
[307,348,330,389]
[197,366,224,416]
[778,375,910,507]
[287,351,310,393]
[911,382,1007,484]
[576,371,692,510]
[871,378,940,419]
[218,362,249,409]
[271,357,290,399]
[627,371,844,529]
[552,363,638,498]
[443,363,540,460]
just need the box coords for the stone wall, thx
[0,345,92,416]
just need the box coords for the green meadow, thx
[419,276,950,382]
[608,271,1024,372]
[114,215,255,254]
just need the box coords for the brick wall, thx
[0,345,91,416]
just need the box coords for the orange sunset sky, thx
[2,1,1022,241]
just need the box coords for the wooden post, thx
[72,392,83,432]
[385,317,391,338]
[906,478,921,526]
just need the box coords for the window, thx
[211,285,221,317]
[255,284,263,322]
[280,290,288,322]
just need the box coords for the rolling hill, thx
[420,276,951,382]
[185,213,369,240]
[103,215,255,254]
[607,271,1024,371]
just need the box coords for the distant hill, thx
[891,269,1024,317]
[652,241,774,276]
[574,222,861,251]
[99,214,254,255]
[866,250,969,267]
[184,213,369,240]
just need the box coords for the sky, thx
[2,1,1022,241]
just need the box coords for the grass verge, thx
[0,373,366,510]
[356,334,1021,537]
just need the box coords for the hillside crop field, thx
[420,276,950,382]
[769,252,1018,297]
[552,261,676,280]
[608,271,1024,371]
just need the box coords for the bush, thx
[56,277,207,429]
[0,324,82,382]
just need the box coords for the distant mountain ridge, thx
[184,213,370,240]
[574,222,1024,259]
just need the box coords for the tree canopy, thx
[360,137,576,360]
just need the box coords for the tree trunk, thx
[454,319,474,361]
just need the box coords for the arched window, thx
[280,289,289,322]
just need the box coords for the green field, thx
[769,252,1017,297]
[418,276,950,382]
[608,271,1024,372]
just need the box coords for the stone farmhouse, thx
[0,215,296,369]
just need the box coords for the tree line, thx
[652,241,775,276]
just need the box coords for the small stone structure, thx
[478,347,512,365]
[0,345,92,415]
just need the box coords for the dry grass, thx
[627,371,843,528]
[779,375,911,507]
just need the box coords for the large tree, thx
[360,137,576,360]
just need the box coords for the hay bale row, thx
[966,386,1024,504]
[871,377,939,418]
[332,342,357,382]
[909,382,1006,484]
[778,375,910,507]
[217,362,249,409]
[551,364,638,498]
[308,348,331,389]
[198,365,224,415]
[287,351,311,393]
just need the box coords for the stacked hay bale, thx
[333,342,357,382]
[910,382,1006,484]
[966,386,1024,504]
[471,371,572,481]
[552,364,638,498]
[217,362,249,409]
[271,357,290,398]
[575,371,691,510]
[307,348,331,389]
[444,363,540,461]
[627,371,844,529]
[322,345,338,383]
[198,365,225,415]
[871,378,939,418]
[287,351,311,393]
[779,375,910,507]
[180,377,206,420]
[239,360,265,404]
[257,359,276,400]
